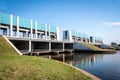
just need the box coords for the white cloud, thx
[104,22,120,26]
[103,21,120,44]
[115,28,120,33]
[103,33,120,44]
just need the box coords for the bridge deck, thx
[7,36,73,43]
[20,49,74,55]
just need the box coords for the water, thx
[72,51,120,80]
[50,51,120,80]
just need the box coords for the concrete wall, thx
[51,43,63,50]
[33,42,49,50]
[64,43,73,49]
[10,40,29,50]
[73,42,91,51]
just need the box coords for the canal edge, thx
[61,62,101,80]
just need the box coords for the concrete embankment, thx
[73,42,116,53]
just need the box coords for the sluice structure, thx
[0,12,113,55]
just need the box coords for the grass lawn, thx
[0,55,93,80]
[81,42,102,51]
[81,42,116,52]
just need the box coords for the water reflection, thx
[40,52,104,67]
[73,53,104,68]
[40,53,74,62]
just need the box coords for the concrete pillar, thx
[69,30,72,42]
[88,39,90,43]
[17,16,19,37]
[35,21,37,39]
[63,42,65,51]
[63,31,65,40]
[3,29,7,35]
[48,24,50,40]
[49,55,51,59]
[56,27,60,41]
[23,32,26,37]
[29,40,31,52]
[39,33,41,39]
[63,54,65,62]
[10,15,13,37]
[93,37,95,44]
[85,38,87,43]
[49,42,51,51]
[30,20,33,39]
[70,61,73,66]
[26,31,28,37]
[81,38,83,42]
[6,28,9,36]
[45,24,47,40]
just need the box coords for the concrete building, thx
[63,30,103,45]
[0,12,74,54]
[0,12,103,55]
[90,36,103,45]
[63,30,90,43]
[0,12,60,40]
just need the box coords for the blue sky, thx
[0,0,120,44]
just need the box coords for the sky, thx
[0,0,120,44]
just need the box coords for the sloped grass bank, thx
[0,56,93,80]
[81,42,115,52]
[0,36,18,56]
[81,42,102,51]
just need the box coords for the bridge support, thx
[29,40,31,52]
[49,42,51,51]
[9,39,74,55]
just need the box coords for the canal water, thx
[48,51,120,80]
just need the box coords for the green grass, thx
[81,42,102,51]
[0,56,93,80]
[81,42,116,52]
[0,36,18,56]
[0,36,93,80]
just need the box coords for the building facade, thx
[90,36,103,45]
[63,30,103,45]
[0,12,60,40]
[0,12,103,45]
[63,30,90,43]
